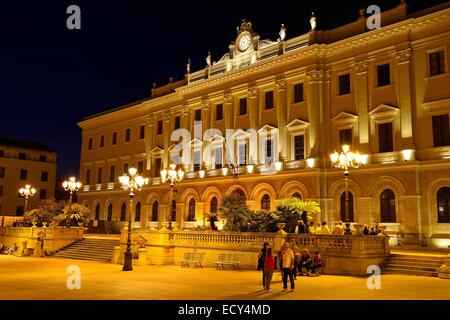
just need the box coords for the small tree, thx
[219,193,253,232]
[276,197,321,233]
[58,203,90,227]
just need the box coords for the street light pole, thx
[62,177,82,205]
[19,185,36,214]
[160,164,184,228]
[119,167,148,272]
[330,145,366,235]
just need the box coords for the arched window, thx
[95,204,100,220]
[107,203,113,221]
[135,202,141,222]
[437,187,450,223]
[292,192,302,199]
[152,201,158,222]
[232,189,246,200]
[210,197,218,213]
[380,189,396,222]
[171,200,177,221]
[261,194,271,211]
[188,198,196,221]
[120,203,126,221]
[340,191,354,222]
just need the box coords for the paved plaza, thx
[0,255,449,300]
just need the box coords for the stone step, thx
[382,267,438,277]
[385,263,439,271]
[384,259,442,267]
[389,255,443,262]
[50,238,119,263]
[52,255,111,262]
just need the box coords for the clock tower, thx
[231,20,259,58]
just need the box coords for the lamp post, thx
[19,185,36,213]
[119,167,148,271]
[62,177,82,204]
[160,164,184,226]
[330,145,365,235]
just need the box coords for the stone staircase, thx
[382,253,444,277]
[52,237,119,263]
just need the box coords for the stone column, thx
[163,112,171,168]
[395,48,414,149]
[201,99,211,169]
[224,92,234,165]
[181,104,191,173]
[276,79,288,161]
[248,86,258,164]
[354,58,370,153]
[305,70,320,157]
[145,116,154,173]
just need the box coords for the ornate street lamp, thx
[19,184,36,213]
[330,145,365,235]
[160,164,184,226]
[62,177,82,204]
[119,167,148,271]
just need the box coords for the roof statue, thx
[310,12,317,30]
[206,52,211,67]
[279,24,287,41]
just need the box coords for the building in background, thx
[78,2,450,247]
[0,137,57,216]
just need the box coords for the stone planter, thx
[277,223,286,235]
[352,224,363,236]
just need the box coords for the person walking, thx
[280,243,295,292]
[257,242,270,289]
[263,247,275,292]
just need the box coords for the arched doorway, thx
[210,197,218,214]
[135,202,141,222]
[170,200,176,221]
[340,191,354,222]
[380,189,396,222]
[107,203,113,221]
[437,187,450,223]
[232,189,246,200]
[188,198,196,221]
[292,192,302,199]
[95,204,100,220]
[261,194,271,211]
[152,201,158,221]
[120,203,126,221]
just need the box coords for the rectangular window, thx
[338,74,351,95]
[39,189,47,200]
[432,114,450,147]
[139,125,145,139]
[157,121,163,135]
[265,139,273,163]
[138,161,144,174]
[216,104,223,121]
[112,132,117,145]
[0,186,3,197]
[99,135,105,148]
[39,155,47,162]
[0,150,4,157]
[339,128,353,147]
[215,147,223,169]
[239,98,247,115]
[195,109,202,121]
[41,171,48,182]
[125,129,131,142]
[97,168,103,184]
[20,169,27,180]
[377,64,391,87]
[429,50,445,76]
[88,138,93,150]
[109,166,115,183]
[293,83,304,103]
[294,135,305,160]
[0,167,5,178]
[193,150,201,171]
[18,152,26,160]
[154,158,162,177]
[175,116,181,129]
[238,143,247,165]
[123,163,129,174]
[16,206,24,216]
[378,122,393,153]
[265,91,274,109]
[86,169,91,185]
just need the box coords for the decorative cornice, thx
[248,86,258,97]
[224,93,234,103]
[201,98,210,110]
[306,69,330,83]
[163,112,171,122]
[395,48,411,64]
[275,79,287,90]
[354,55,369,74]
[181,104,189,116]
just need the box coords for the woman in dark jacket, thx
[258,242,270,289]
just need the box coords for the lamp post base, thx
[344,222,352,235]
[123,251,133,271]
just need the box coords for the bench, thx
[213,254,241,270]
[181,252,205,268]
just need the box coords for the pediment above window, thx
[208,134,225,143]
[332,112,358,127]
[258,124,279,135]
[150,146,164,155]
[287,119,310,132]
[189,138,203,146]
[232,129,251,140]
[369,104,399,121]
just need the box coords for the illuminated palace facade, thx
[78,2,450,247]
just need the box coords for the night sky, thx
[0,0,448,178]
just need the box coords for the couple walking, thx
[258,242,295,292]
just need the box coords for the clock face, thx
[238,33,252,52]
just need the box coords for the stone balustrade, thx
[115,229,390,276]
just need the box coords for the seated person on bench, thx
[299,248,314,276]
[0,243,5,254]
[5,243,19,255]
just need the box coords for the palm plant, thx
[57,203,90,227]
[276,197,321,233]
[219,193,253,232]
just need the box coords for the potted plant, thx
[58,203,90,227]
